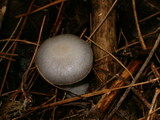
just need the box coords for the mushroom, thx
[35,34,93,86]
[63,81,89,98]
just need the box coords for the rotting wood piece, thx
[87,60,142,119]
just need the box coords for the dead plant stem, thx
[132,0,147,50]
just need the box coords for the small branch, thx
[107,34,160,119]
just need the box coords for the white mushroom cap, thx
[35,34,93,85]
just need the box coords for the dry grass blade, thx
[86,36,134,80]
[132,0,147,50]
[15,0,66,18]
[26,77,160,112]
[21,15,46,88]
